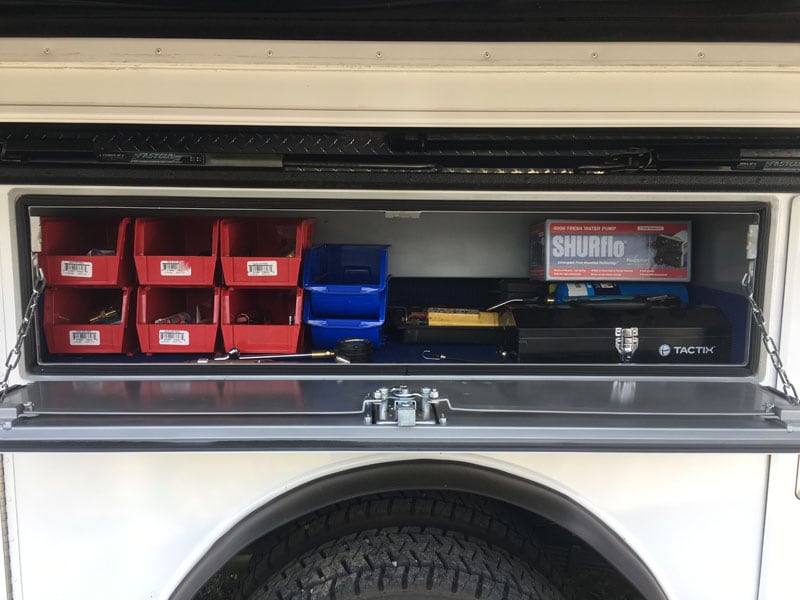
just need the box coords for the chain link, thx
[0,268,45,402]
[742,272,799,404]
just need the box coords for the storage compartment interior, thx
[221,288,304,354]
[135,217,216,257]
[41,216,127,256]
[133,217,219,286]
[220,217,314,287]
[136,286,220,354]
[43,287,137,355]
[24,198,765,374]
[38,216,134,286]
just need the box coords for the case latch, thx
[364,385,448,426]
[615,327,639,362]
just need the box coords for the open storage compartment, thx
[43,286,137,355]
[21,195,766,376]
[302,244,390,317]
[136,286,220,354]
[221,288,304,354]
[220,217,315,287]
[38,216,134,286]
[133,217,219,286]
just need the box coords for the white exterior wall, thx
[3,452,772,600]
[0,39,798,600]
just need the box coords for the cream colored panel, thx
[2,69,800,128]
[2,40,800,126]
[5,40,800,67]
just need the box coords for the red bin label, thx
[69,330,101,346]
[61,261,93,278]
[160,260,192,276]
[246,260,278,276]
[158,330,190,345]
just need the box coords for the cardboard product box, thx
[530,220,691,281]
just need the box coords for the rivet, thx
[376,50,383,58]
[483,51,491,59]
[43,47,50,55]
[591,52,599,59]
[155,47,162,55]
[266,49,274,57]
[697,51,705,59]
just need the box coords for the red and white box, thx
[530,220,691,281]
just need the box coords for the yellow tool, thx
[427,307,500,327]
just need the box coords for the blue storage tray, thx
[303,292,385,348]
[302,244,389,317]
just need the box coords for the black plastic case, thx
[511,305,732,363]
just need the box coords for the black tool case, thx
[511,305,732,364]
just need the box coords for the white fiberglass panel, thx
[6,452,768,600]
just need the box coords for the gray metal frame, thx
[1,379,798,450]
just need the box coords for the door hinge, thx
[615,327,639,363]
[772,402,800,432]
[0,384,35,430]
[363,385,448,426]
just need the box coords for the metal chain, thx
[0,267,45,402]
[742,272,799,404]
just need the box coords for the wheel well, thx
[174,459,666,600]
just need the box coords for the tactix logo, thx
[659,344,716,357]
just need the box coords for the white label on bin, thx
[158,330,190,346]
[61,261,93,278]
[160,260,192,276]
[69,330,100,346]
[246,261,278,276]
[565,283,589,297]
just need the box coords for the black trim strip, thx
[3,2,800,43]
[4,165,800,191]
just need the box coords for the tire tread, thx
[237,491,569,599]
[250,528,562,600]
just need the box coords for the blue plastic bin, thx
[304,300,385,348]
[302,244,389,317]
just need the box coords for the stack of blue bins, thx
[302,244,390,348]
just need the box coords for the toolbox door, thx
[0,379,799,451]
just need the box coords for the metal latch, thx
[615,327,639,362]
[364,385,448,426]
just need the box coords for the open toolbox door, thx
[0,379,799,451]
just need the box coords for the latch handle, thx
[615,327,639,363]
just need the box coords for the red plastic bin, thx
[134,217,219,286]
[43,287,138,354]
[39,217,134,286]
[136,286,220,354]
[221,287,304,353]
[220,218,315,287]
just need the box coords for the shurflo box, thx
[530,220,691,281]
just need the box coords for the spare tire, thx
[249,527,564,600]
[236,491,569,599]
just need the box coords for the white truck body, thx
[0,38,798,600]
